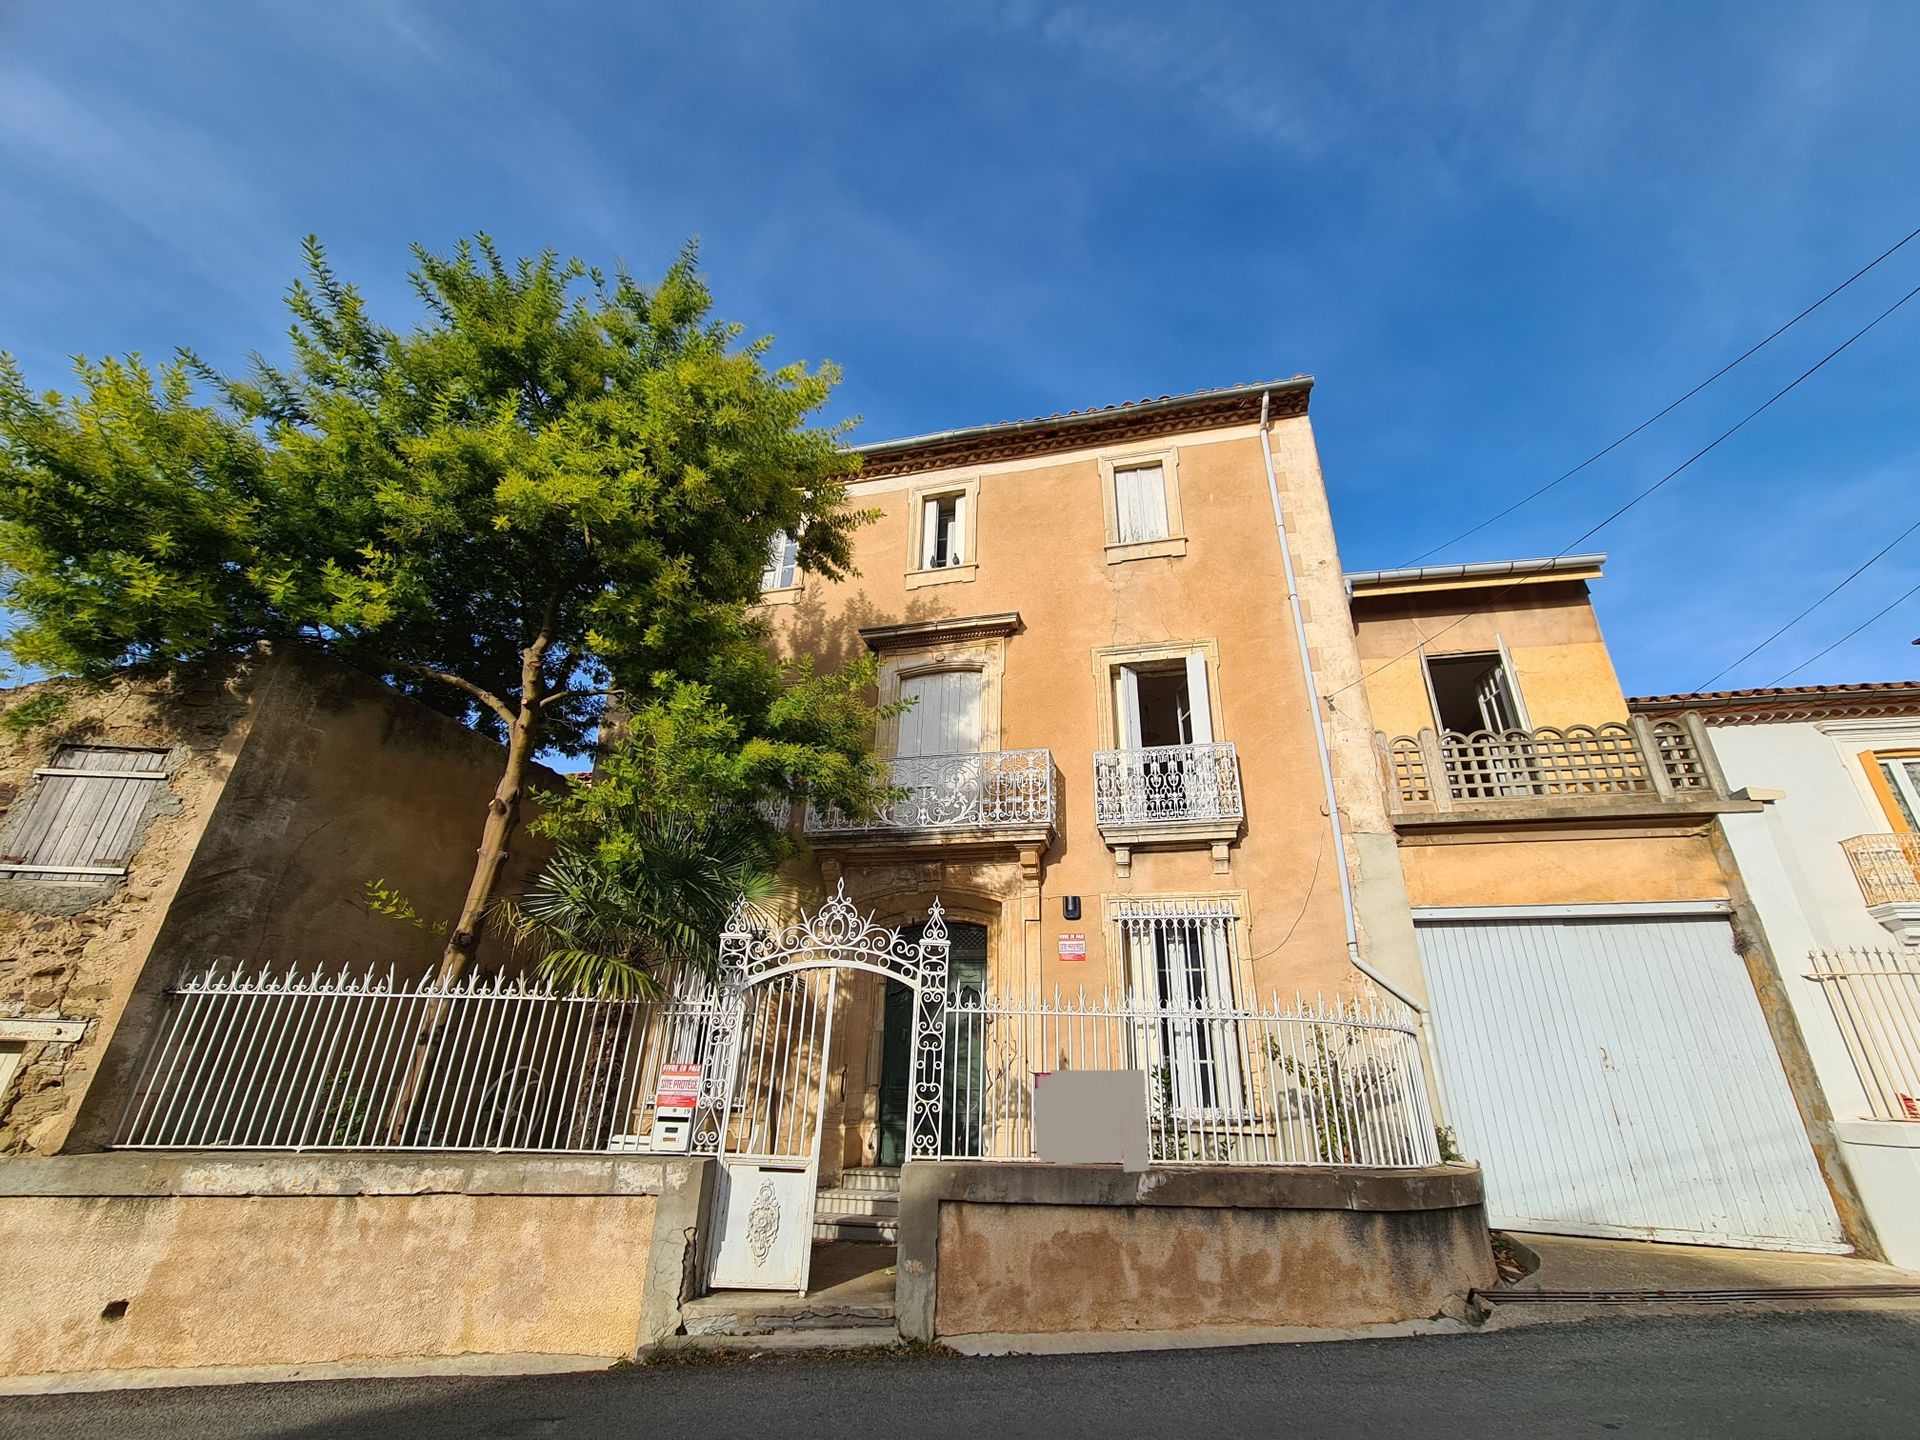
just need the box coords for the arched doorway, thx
[877,919,988,1167]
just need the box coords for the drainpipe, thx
[1258,391,1424,1015]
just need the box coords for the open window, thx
[907,478,979,587]
[759,529,800,595]
[1113,652,1214,750]
[1424,650,1528,737]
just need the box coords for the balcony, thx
[804,748,1058,849]
[1379,714,1753,824]
[1093,742,1245,875]
[1842,832,1920,943]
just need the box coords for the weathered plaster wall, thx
[0,649,559,1155]
[0,663,257,1156]
[64,649,557,1152]
[897,1162,1495,1339]
[767,417,1399,1004]
[0,1154,690,1376]
[1399,832,1732,909]
[1354,580,1629,739]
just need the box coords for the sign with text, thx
[656,1062,702,1116]
[1057,932,1087,962]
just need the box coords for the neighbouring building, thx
[1349,554,1871,1256]
[1627,681,1920,1267]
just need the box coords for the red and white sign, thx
[656,1062,702,1116]
[1058,932,1087,962]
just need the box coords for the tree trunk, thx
[436,704,540,982]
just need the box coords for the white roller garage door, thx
[1417,908,1846,1253]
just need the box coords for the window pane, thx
[760,530,797,591]
[1114,464,1169,542]
[1880,758,1920,831]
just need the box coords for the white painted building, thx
[1631,682,1920,1268]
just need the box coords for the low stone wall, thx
[898,1162,1496,1339]
[0,1152,710,1378]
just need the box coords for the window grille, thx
[1116,898,1247,1115]
[0,745,169,881]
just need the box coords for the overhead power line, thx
[1767,582,1920,687]
[1399,221,1920,567]
[1329,278,1920,702]
[1694,520,1920,690]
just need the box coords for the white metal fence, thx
[1807,947,1920,1122]
[117,967,1440,1168]
[938,990,1438,1166]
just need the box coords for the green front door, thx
[877,920,987,1167]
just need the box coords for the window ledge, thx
[905,563,978,590]
[1104,536,1187,564]
[755,585,804,608]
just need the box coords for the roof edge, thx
[852,377,1313,480]
[1628,680,1920,725]
[1346,553,1608,593]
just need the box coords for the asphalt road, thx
[5,1310,1918,1440]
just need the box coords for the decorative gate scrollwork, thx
[695,879,951,1163]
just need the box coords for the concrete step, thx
[836,1167,902,1194]
[812,1213,899,1244]
[814,1188,900,1220]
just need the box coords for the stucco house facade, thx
[1626,682,1920,1267]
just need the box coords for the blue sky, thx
[3,1,1917,697]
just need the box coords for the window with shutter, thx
[1113,463,1170,543]
[0,745,170,881]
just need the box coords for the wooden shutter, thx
[1114,464,1169,543]
[1,746,168,880]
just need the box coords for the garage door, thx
[1417,910,1846,1253]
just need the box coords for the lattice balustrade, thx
[1381,715,1728,808]
[1649,719,1712,791]
[1843,833,1920,907]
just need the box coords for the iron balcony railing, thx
[1093,742,1245,827]
[1806,947,1920,1122]
[1381,713,1731,811]
[804,748,1057,836]
[1842,833,1920,908]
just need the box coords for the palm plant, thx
[497,808,789,998]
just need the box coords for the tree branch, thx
[378,657,517,728]
[539,687,622,710]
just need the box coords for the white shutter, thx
[1116,666,1143,749]
[1183,652,1213,744]
[1114,464,1169,543]
[899,672,982,757]
[921,498,942,569]
[949,494,967,565]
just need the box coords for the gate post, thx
[907,901,951,1160]
[693,920,751,1154]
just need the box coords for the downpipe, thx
[1257,391,1424,1017]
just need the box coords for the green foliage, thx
[0,689,70,737]
[498,810,788,998]
[0,233,869,752]
[363,878,450,938]
[1273,1027,1383,1164]
[1436,1124,1464,1164]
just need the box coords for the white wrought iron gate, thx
[705,973,837,1291]
[694,883,950,1295]
[1417,910,1846,1253]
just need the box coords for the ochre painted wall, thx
[1398,833,1731,909]
[1354,580,1631,739]
[766,417,1385,1003]
[0,1189,656,1374]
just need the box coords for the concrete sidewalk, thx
[1505,1231,1920,1294]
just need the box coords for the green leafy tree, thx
[0,236,884,978]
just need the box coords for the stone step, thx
[814,1188,900,1219]
[836,1167,902,1194]
[811,1213,899,1244]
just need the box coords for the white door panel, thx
[1418,914,1846,1252]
